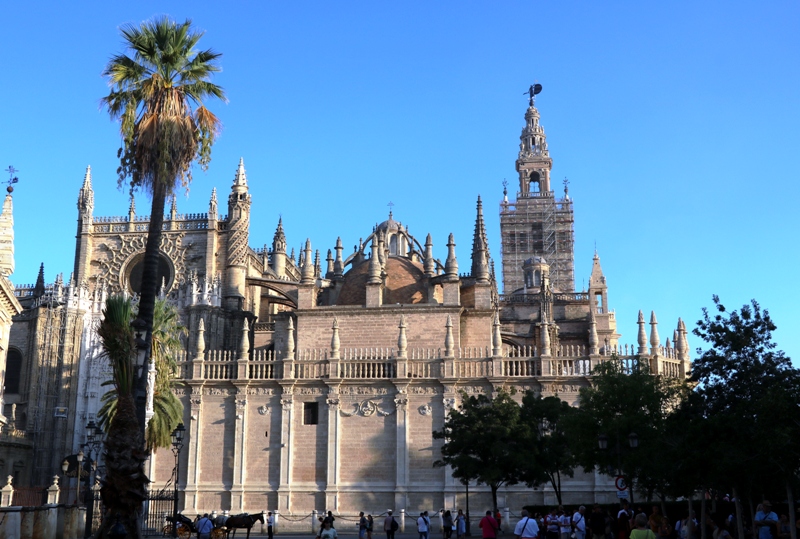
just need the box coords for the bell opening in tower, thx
[529,172,541,193]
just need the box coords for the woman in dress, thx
[457,510,467,539]
[443,511,454,539]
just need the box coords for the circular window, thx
[126,253,174,295]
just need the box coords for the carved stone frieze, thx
[340,399,395,417]
[418,404,432,416]
[339,386,389,396]
[247,387,275,396]
[257,405,270,416]
[409,386,441,395]
[95,233,187,294]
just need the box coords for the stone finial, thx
[34,262,45,298]
[649,311,660,353]
[367,238,382,285]
[444,233,458,279]
[423,234,435,277]
[492,312,502,357]
[239,318,250,358]
[444,315,455,358]
[128,193,136,217]
[397,316,408,359]
[540,323,551,357]
[334,237,344,278]
[314,249,321,277]
[78,165,94,214]
[170,194,178,219]
[196,317,206,358]
[300,239,315,284]
[471,196,490,283]
[588,307,599,356]
[233,157,248,189]
[273,217,287,254]
[637,310,648,355]
[325,249,334,279]
[286,317,295,360]
[330,318,340,360]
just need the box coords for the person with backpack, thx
[385,510,399,539]
[515,509,540,539]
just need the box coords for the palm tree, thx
[101,16,225,430]
[98,300,187,452]
[95,296,149,539]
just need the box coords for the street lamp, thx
[61,459,69,505]
[171,423,186,538]
[84,420,104,538]
[76,450,84,506]
[598,431,639,500]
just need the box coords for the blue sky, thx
[1,1,798,361]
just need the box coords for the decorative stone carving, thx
[409,386,441,395]
[235,399,247,410]
[548,383,581,393]
[190,398,202,407]
[443,397,456,411]
[96,233,187,294]
[280,398,293,411]
[340,400,396,417]
[459,386,488,394]
[339,386,389,396]
[418,404,432,415]
[247,387,275,396]
[394,397,409,409]
[326,398,340,409]
[298,387,323,395]
[257,405,270,415]
[204,387,232,396]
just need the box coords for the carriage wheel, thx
[177,527,192,539]
[163,524,174,536]
[212,528,227,539]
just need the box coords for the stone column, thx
[324,390,341,511]
[277,386,294,512]
[231,386,248,511]
[393,386,409,510]
[442,389,458,509]
[184,384,204,512]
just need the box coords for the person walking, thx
[267,512,275,539]
[360,512,369,539]
[560,509,572,539]
[444,511,454,539]
[754,502,778,539]
[319,519,338,539]
[480,511,500,539]
[545,508,560,539]
[419,512,431,539]
[457,510,468,539]
[573,507,586,539]
[514,510,540,539]
[367,515,374,539]
[385,511,398,539]
[630,514,656,539]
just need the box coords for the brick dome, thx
[336,256,427,306]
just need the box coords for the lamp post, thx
[171,423,186,538]
[76,450,84,505]
[61,459,69,505]
[598,431,638,502]
[84,420,104,538]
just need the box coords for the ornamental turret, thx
[271,218,287,278]
[470,196,490,283]
[225,158,252,310]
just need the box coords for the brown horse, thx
[224,513,264,539]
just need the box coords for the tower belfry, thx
[500,88,575,293]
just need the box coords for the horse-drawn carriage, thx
[164,513,264,539]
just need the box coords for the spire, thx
[300,239,315,284]
[314,249,321,277]
[367,237,382,285]
[34,263,45,298]
[195,317,206,358]
[333,237,344,278]
[170,195,177,220]
[444,315,454,358]
[325,249,334,279]
[330,318,341,360]
[272,217,287,254]
[471,196,490,283]
[650,311,660,353]
[233,157,248,192]
[209,188,218,218]
[78,166,94,215]
[637,310,648,355]
[492,312,502,357]
[423,234,435,277]
[589,252,606,288]
[0,187,15,276]
[444,233,458,279]
[128,193,136,219]
[397,315,408,359]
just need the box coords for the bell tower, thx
[500,86,575,293]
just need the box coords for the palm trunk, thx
[787,481,796,539]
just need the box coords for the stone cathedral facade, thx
[3,98,691,517]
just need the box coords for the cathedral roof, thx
[336,256,428,306]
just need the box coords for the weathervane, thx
[387,201,394,219]
[4,166,19,193]
[523,83,542,106]
[502,179,508,196]
[563,177,569,196]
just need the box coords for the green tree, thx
[434,391,528,511]
[98,300,187,451]
[518,393,576,505]
[101,16,225,430]
[566,357,687,505]
[95,296,149,539]
[690,296,800,539]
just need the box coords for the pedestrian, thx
[573,506,586,539]
[589,505,606,539]
[560,508,572,539]
[496,510,504,534]
[385,510,398,539]
[360,512,369,539]
[754,502,778,539]
[196,514,214,539]
[545,508,560,539]
[457,510,468,539]
[515,509,540,539]
[618,503,633,539]
[630,515,656,539]
[480,510,499,539]
[267,512,275,539]
[318,519,338,539]
[324,511,336,529]
[444,511,454,539]
[368,515,375,539]
[419,512,431,539]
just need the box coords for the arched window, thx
[534,270,541,287]
[389,235,398,256]
[529,172,541,193]
[4,349,22,394]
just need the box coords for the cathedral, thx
[0,96,690,519]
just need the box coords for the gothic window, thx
[389,235,398,256]
[303,402,319,425]
[529,172,541,193]
[4,349,22,394]
[595,293,604,314]
[126,253,174,295]
[534,270,541,287]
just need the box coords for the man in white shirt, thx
[514,510,540,539]
[559,509,572,539]
[572,507,586,539]
[267,512,275,539]
[418,512,430,539]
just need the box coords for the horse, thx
[224,513,264,539]
[165,514,196,538]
